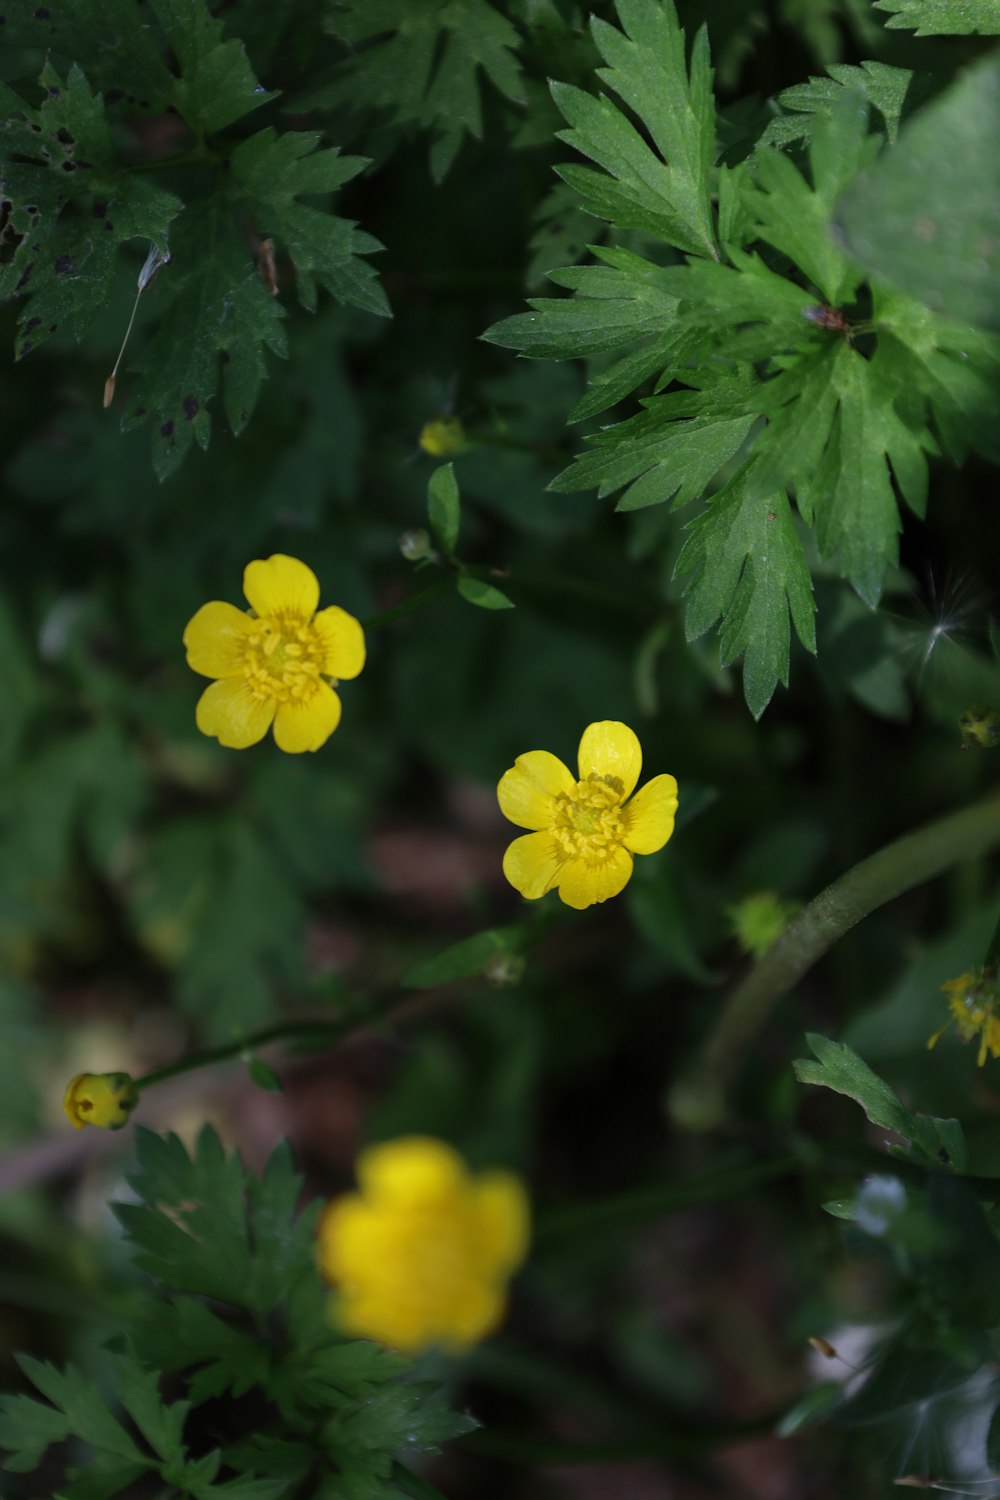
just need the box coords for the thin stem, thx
[360,576,454,631]
[670,789,1000,1131]
[133,1016,367,1093]
[128,148,217,174]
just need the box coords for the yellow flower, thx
[63,1071,139,1130]
[929,967,1000,1066]
[497,720,678,910]
[183,555,365,753]
[317,1136,530,1355]
[419,415,467,457]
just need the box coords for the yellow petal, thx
[446,1280,507,1350]
[195,678,275,749]
[357,1136,467,1206]
[273,683,342,753]
[472,1172,530,1277]
[502,832,562,900]
[577,721,642,798]
[183,600,253,679]
[497,751,574,831]
[317,1195,384,1282]
[556,848,633,910]
[312,605,366,680]
[243,554,320,619]
[623,774,679,855]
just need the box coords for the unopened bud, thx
[727,891,800,959]
[484,951,526,988]
[399,528,433,562]
[419,415,467,458]
[63,1071,139,1131]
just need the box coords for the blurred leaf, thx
[249,1057,284,1093]
[837,54,1000,331]
[427,463,461,556]
[403,923,534,988]
[322,0,526,181]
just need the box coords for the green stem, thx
[670,789,1000,1131]
[360,576,454,631]
[133,1016,365,1093]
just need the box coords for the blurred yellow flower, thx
[929,967,1000,1066]
[498,721,678,910]
[419,415,466,457]
[183,554,365,753]
[63,1071,138,1130]
[317,1136,529,1355]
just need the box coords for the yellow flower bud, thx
[63,1072,139,1131]
[419,416,467,458]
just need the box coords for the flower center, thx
[240,614,327,704]
[552,774,626,862]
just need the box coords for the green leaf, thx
[551,0,717,259]
[554,399,755,513]
[402,924,533,988]
[249,1058,284,1093]
[874,0,1000,32]
[675,475,816,718]
[121,195,287,480]
[793,1034,967,1169]
[112,1355,189,1466]
[427,463,461,555]
[133,1298,273,1404]
[148,0,279,134]
[0,1355,148,1476]
[115,1127,317,1318]
[761,62,922,149]
[483,248,691,424]
[749,86,873,306]
[457,576,514,609]
[0,67,180,360]
[229,129,389,317]
[837,53,1000,331]
[322,0,526,181]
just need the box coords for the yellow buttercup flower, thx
[183,554,365,754]
[498,720,678,910]
[929,967,1000,1066]
[63,1071,139,1130]
[317,1136,529,1355]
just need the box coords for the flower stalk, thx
[670,790,1000,1131]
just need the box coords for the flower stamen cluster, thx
[928,967,1000,1066]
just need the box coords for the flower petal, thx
[183,600,253,679]
[577,721,642,798]
[556,848,633,910]
[357,1137,466,1206]
[497,750,574,831]
[472,1172,530,1277]
[313,605,366,680]
[273,683,342,753]
[502,832,562,900]
[243,554,320,619]
[316,1195,382,1282]
[195,678,275,749]
[623,773,679,855]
